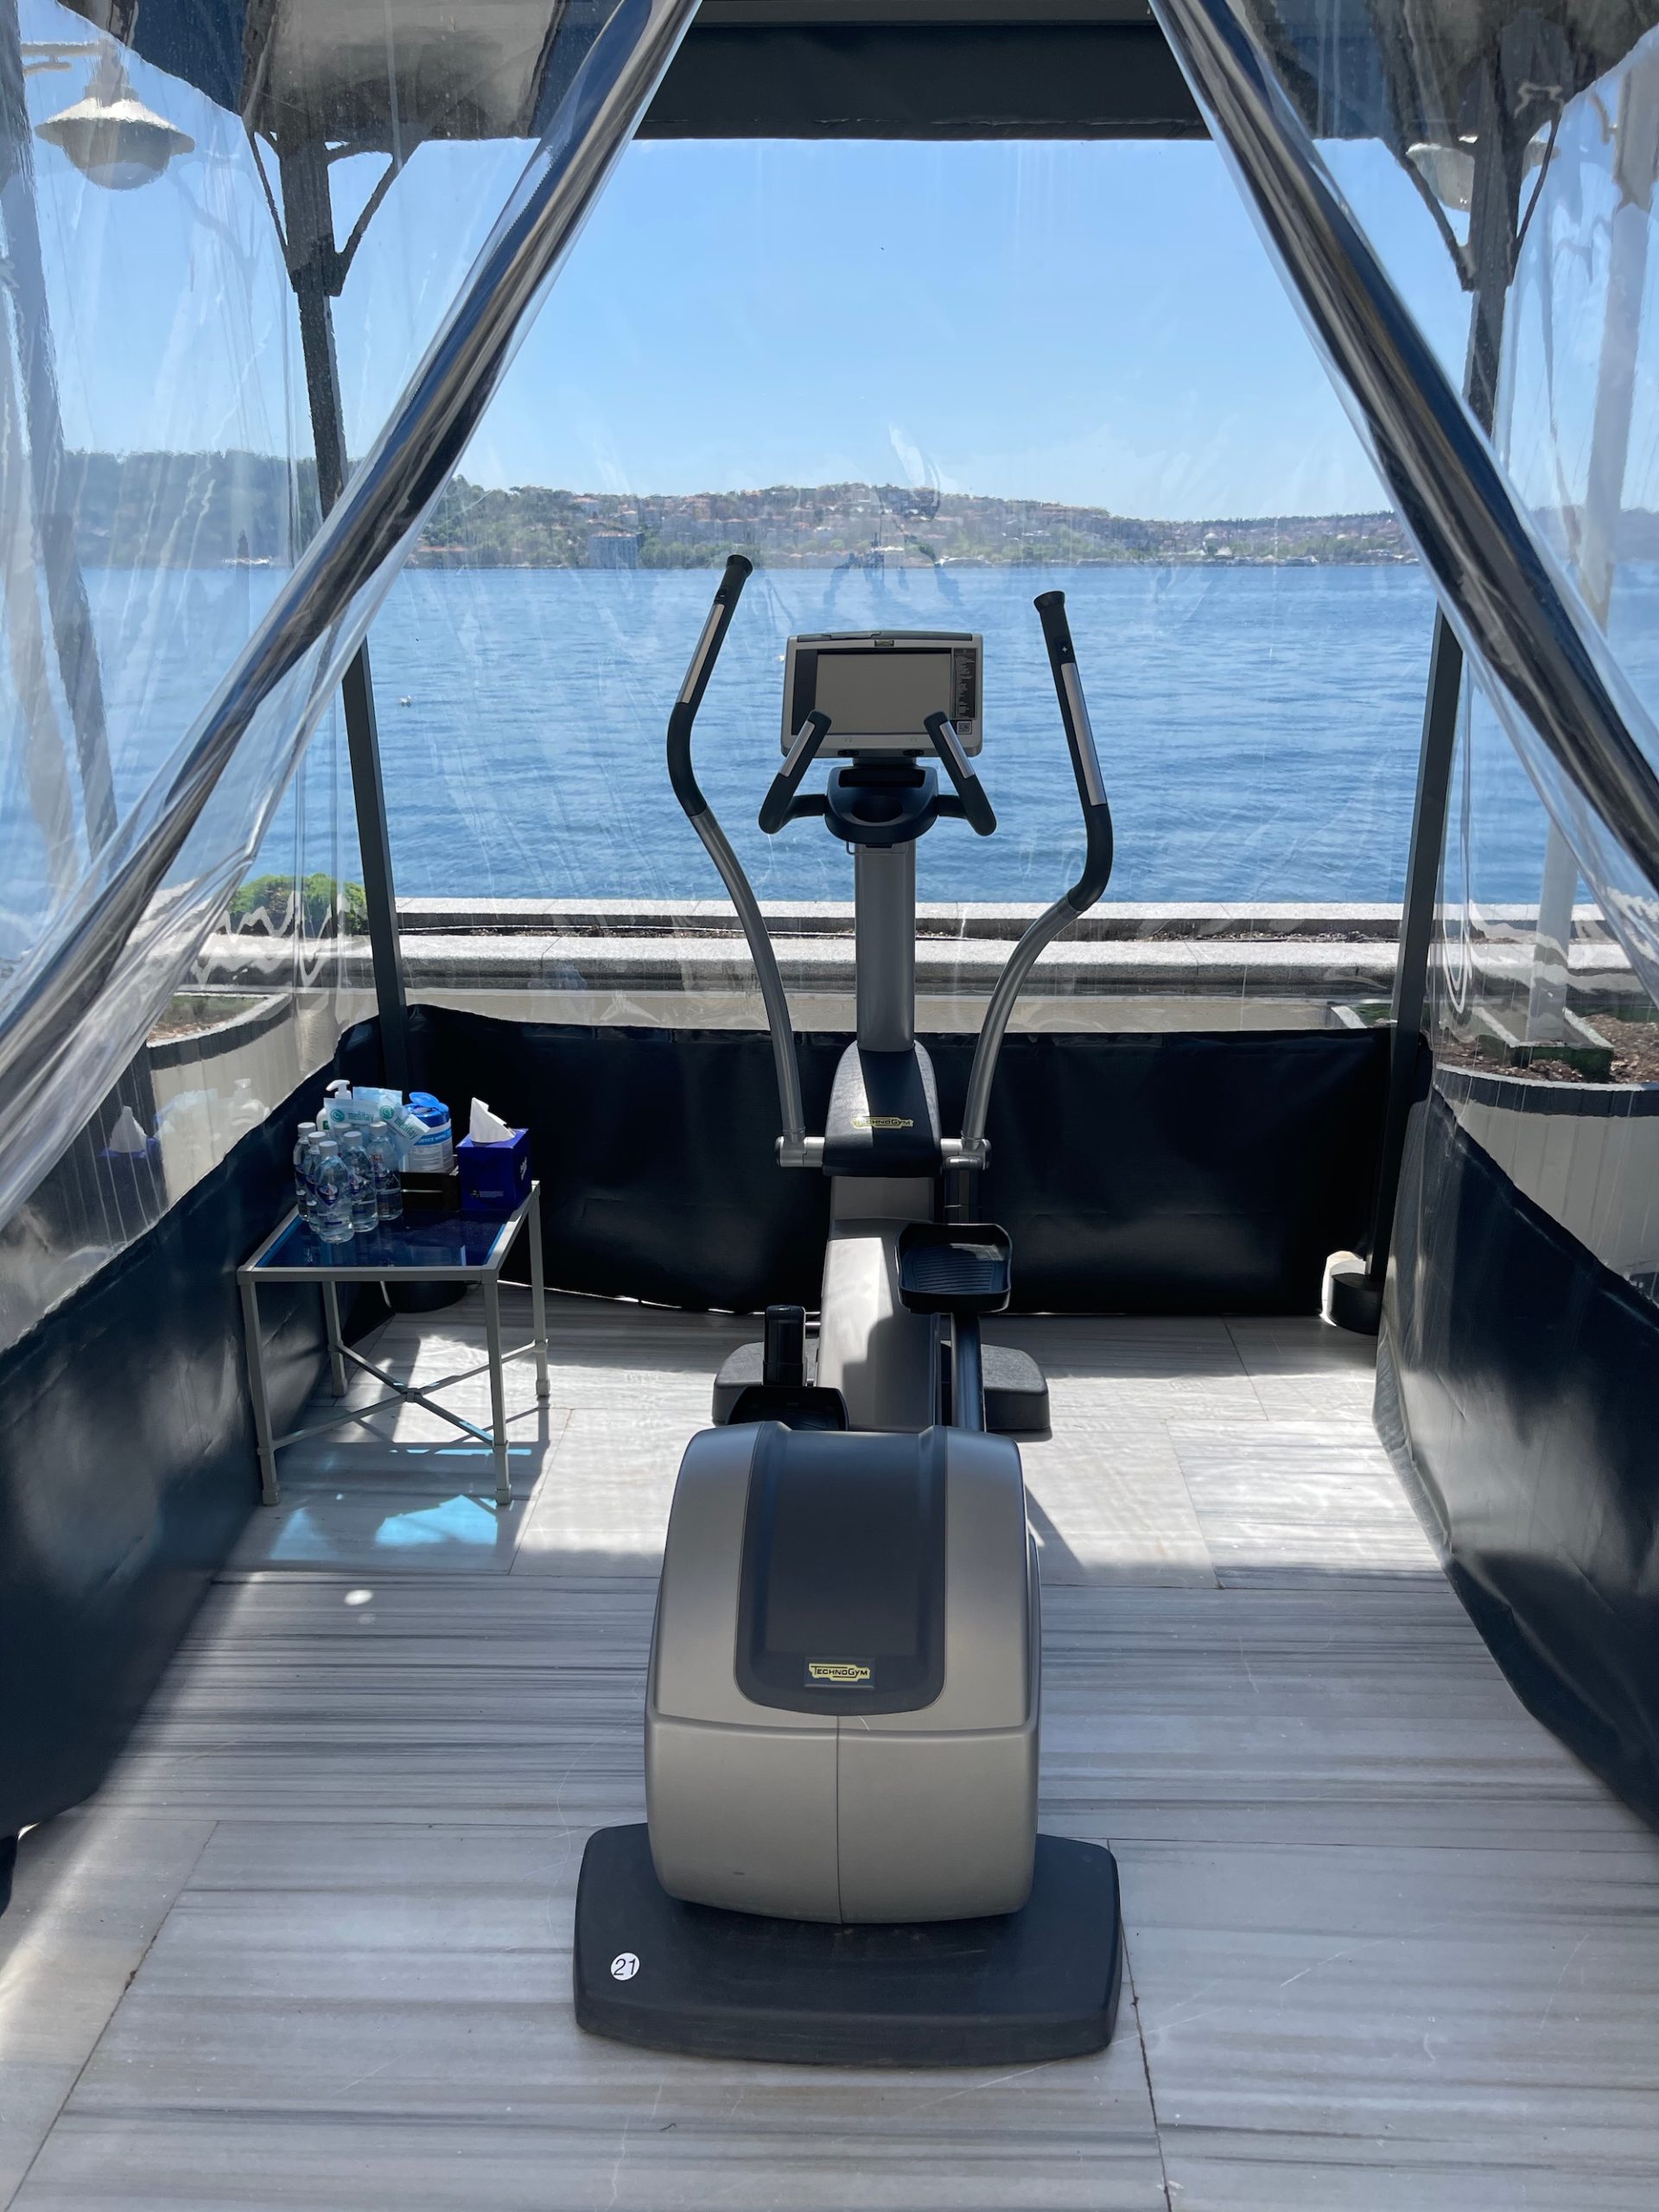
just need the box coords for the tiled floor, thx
[3,1294,1656,2209]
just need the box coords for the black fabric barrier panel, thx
[0,1063,353,1843]
[1381,1085,1659,1830]
[372,1007,1388,1315]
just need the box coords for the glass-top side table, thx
[237,1182,549,1507]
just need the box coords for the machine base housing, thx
[573,1822,1122,2066]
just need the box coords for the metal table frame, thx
[238,1181,549,1508]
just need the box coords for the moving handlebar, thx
[665,556,808,1153]
[666,552,753,821]
[958,591,1115,1162]
[1034,589,1115,912]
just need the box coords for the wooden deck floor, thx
[3,1296,1656,2209]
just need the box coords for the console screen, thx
[811,649,954,740]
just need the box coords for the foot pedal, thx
[714,1339,845,1429]
[898,1222,1013,1315]
[983,1344,1050,1440]
[715,1340,806,1423]
[727,1382,848,1431]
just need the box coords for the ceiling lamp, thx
[1407,140,1476,213]
[35,56,193,191]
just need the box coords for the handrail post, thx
[1355,66,1520,1324]
[281,139,410,1091]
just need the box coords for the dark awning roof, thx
[639,4,1203,139]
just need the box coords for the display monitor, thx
[782,632,982,755]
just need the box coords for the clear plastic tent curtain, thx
[1150,0,1659,1009]
[346,126,1456,1042]
[0,0,693,1339]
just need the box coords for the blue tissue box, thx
[457,1127,531,1214]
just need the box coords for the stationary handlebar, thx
[925,713,997,836]
[757,707,999,841]
[760,710,832,833]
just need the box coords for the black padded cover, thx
[350,1009,1387,1314]
[735,1425,946,1715]
[575,1822,1123,2067]
[1383,1085,1659,1831]
[0,1058,374,1842]
[821,1043,944,1179]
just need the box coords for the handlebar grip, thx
[760,710,831,834]
[714,550,753,605]
[667,554,754,818]
[1033,590,1107,806]
[925,712,997,836]
[1033,589,1113,913]
[964,787,996,836]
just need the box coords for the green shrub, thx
[229,873,369,936]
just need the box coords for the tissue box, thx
[457,1128,531,1214]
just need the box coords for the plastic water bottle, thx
[313,1141,353,1245]
[366,1126,403,1223]
[293,1122,319,1227]
[340,1130,378,1234]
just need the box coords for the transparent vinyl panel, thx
[1171,1,1659,1295]
[1165,0,1659,988]
[359,132,1445,1035]
[0,0,691,1348]
[1435,687,1659,1306]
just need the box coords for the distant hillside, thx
[48,450,1427,569]
[416,479,1414,569]
[58,450,321,567]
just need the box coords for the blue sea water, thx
[350,561,1452,905]
[74,558,1615,908]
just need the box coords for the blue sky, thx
[358,133,1472,519]
[25,0,1473,522]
